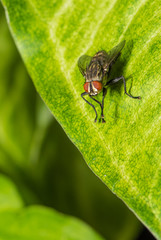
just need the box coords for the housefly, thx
[78,40,140,123]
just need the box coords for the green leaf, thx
[0,4,53,204]
[1,0,161,238]
[0,206,104,240]
[0,174,23,211]
[0,174,104,240]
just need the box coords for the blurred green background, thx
[0,3,155,240]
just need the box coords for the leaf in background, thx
[1,0,161,238]
[0,174,104,240]
[0,3,141,240]
[0,174,23,211]
[0,3,53,203]
[0,207,105,240]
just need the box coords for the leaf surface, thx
[1,0,161,238]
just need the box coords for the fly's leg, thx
[89,95,101,107]
[88,95,102,122]
[106,76,141,99]
[81,92,98,122]
[101,88,107,123]
[89,89,107,123]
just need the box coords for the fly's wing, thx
[78,55,92,77]
[105,40,126,67]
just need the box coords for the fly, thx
[78,40,141,123]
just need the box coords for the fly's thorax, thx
[84,81,103,96]
[86,61,103,82]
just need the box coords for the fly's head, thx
[84,62,103,96]
[83,81,103,96]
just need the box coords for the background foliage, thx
[0,0,160,239]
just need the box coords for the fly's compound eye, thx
[92,81,102,91]
[84,82,89,92]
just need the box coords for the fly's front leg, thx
[106,76,141,99]
[89,95,103,122]
[81,92,98,122]
[89,95,102,108]
[89,93,106,123]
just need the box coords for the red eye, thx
[84,82,89,92]
[93,81,102,91]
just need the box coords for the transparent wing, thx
[104,40,126,66]
[77,55,92,76]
